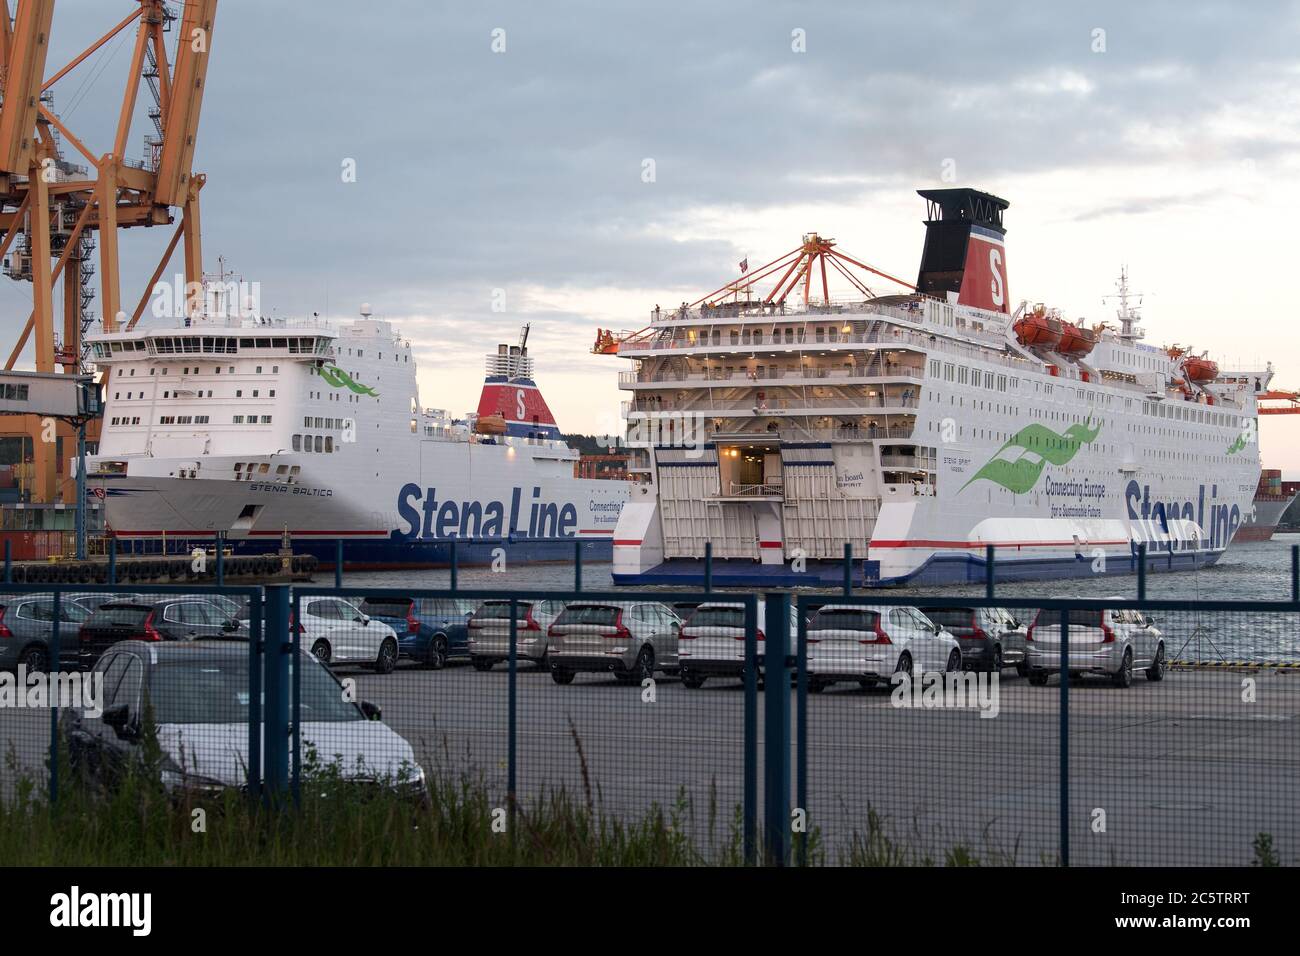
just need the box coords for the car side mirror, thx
[222,619,239,632]
[102,704,136,739]
[360,700,382,721]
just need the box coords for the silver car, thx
[546,601,682,685]
[1024,603,1165,688]
[467,599,567,670]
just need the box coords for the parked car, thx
[677,599,799,689]
[1024,602,1165,688]
[467,599,567,670]
[299,596,400,673]
[359,596,474,668]
[925,606,1028,675]
[0,595,92,672]
[77,598,246,668]
[546,601,682,685]
[62,592,145,617]
[805,604,961,691]
[63,640,425,798]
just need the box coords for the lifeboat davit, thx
[1013,310,1063,350]
[1056,322,1097,357]
[1183,356,1219,383]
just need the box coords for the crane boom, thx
[0,0,55,175]
[153,0,216,208]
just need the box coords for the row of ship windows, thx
[929,360,1243,429]
[94,338,327,358]
[115,389,276,399]
[293,434,336,453]
[308,390,360,403]
[302,417,350,429]
[109,415,271,426]
[661,327,859,346]
[339,347,407,362]
[123,364,281,376]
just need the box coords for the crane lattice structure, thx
[0,0,217,502]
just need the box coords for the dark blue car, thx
[358,597,476,668]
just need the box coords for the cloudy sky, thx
[20,0,1300,470]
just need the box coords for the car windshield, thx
[926,608,976,628]
[476,602,531,620]
[1033,608,1102,627]
[361,598,412,617]
[554,605,620,626]
[686,607,746,629]
[92,606,150,626]
[810,609,881,632]
[146,654,364,724]
[421,599,468,617]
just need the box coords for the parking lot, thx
[330,659,1300,866]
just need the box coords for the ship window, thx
[261,416,272,424]
[236,390,242,397]
[255,339,271,348]
[303,435,312,451]
[132,417,140,425]
[314,435,323,453]
[256,366,263,374]
[304,417,311,427]
[272,339,286,349]
[252,390,259,398]
[290,466,300,476]
[269,390,276,397]
[325,436,334,452]
[272,366,279,373]
[292,435,301,451]
[233,415,244,424]
[163,391,169,398]
[315,417,323,427]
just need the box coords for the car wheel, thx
[988,646,1002,674]
[895,651,913,679]
[1028,670,1049,686]
[551,668,575,685]
[1016,662,1030,678]
[1112,648,1133,688]
[373,638,398,674]
[20,644,49,673]
[536,649,549,671]
[681,671,705,689]
[426,635,448,670]
[472,659,493,672]
[633,646,654,682]
[311,639,331,664]
[945,648,961,673]
[808,679,826,693]
[1145,643,1166,682]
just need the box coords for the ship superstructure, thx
[603,188,1264,586]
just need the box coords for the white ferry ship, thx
[603,188,1264,586]
[85,313,628,568]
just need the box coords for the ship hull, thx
[1233,493,1298,543]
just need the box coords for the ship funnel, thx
[915,188,1011,314]
[360,302,372,318]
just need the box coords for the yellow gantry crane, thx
[0,0,216,503]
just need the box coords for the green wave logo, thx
[1226,431,1249,456]
[319,364,378,396]
[960,418,1102,495]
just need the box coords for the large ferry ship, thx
[85,312,628,568]
[603,188,1264,586]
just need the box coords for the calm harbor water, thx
[342,534,1300,602]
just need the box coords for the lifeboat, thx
[1183,355,1219,383]
[1012,308,1063,350]
[1056,322,1097,357]
[475,413,507,435]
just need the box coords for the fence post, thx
[48,592,60,806]
[1292,544,1298,602]
[507,599,518,837]
[334,539,344,589]
[704,541,713,593]
[3,538,9,584]
[985,544,995,600]
[262,585,291,802]
[449,540,458,592]
[108,538,116,585]
[795,599,808,867]
[1059,607,1069,866]
[742,596,757,865]
[574,539,582,592]
[247,589,263,804]
[842,542,852,596]
[215,533,225,588]
[1137,543,1147,600]
[763,592,792,866]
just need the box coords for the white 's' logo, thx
[989,247,1005,307]
[516,389,526,420]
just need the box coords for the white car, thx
[300,595,400,673]
[65,640,426,798]
[1025,599,1165,688]
[806,604,961,690]
[678,600,799,689]
[468,599,568,670]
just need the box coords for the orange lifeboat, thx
[1013,308,1063,350]
[1056,322,1097,357]
[475,413,507,435]
[1183,355,1219,383]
